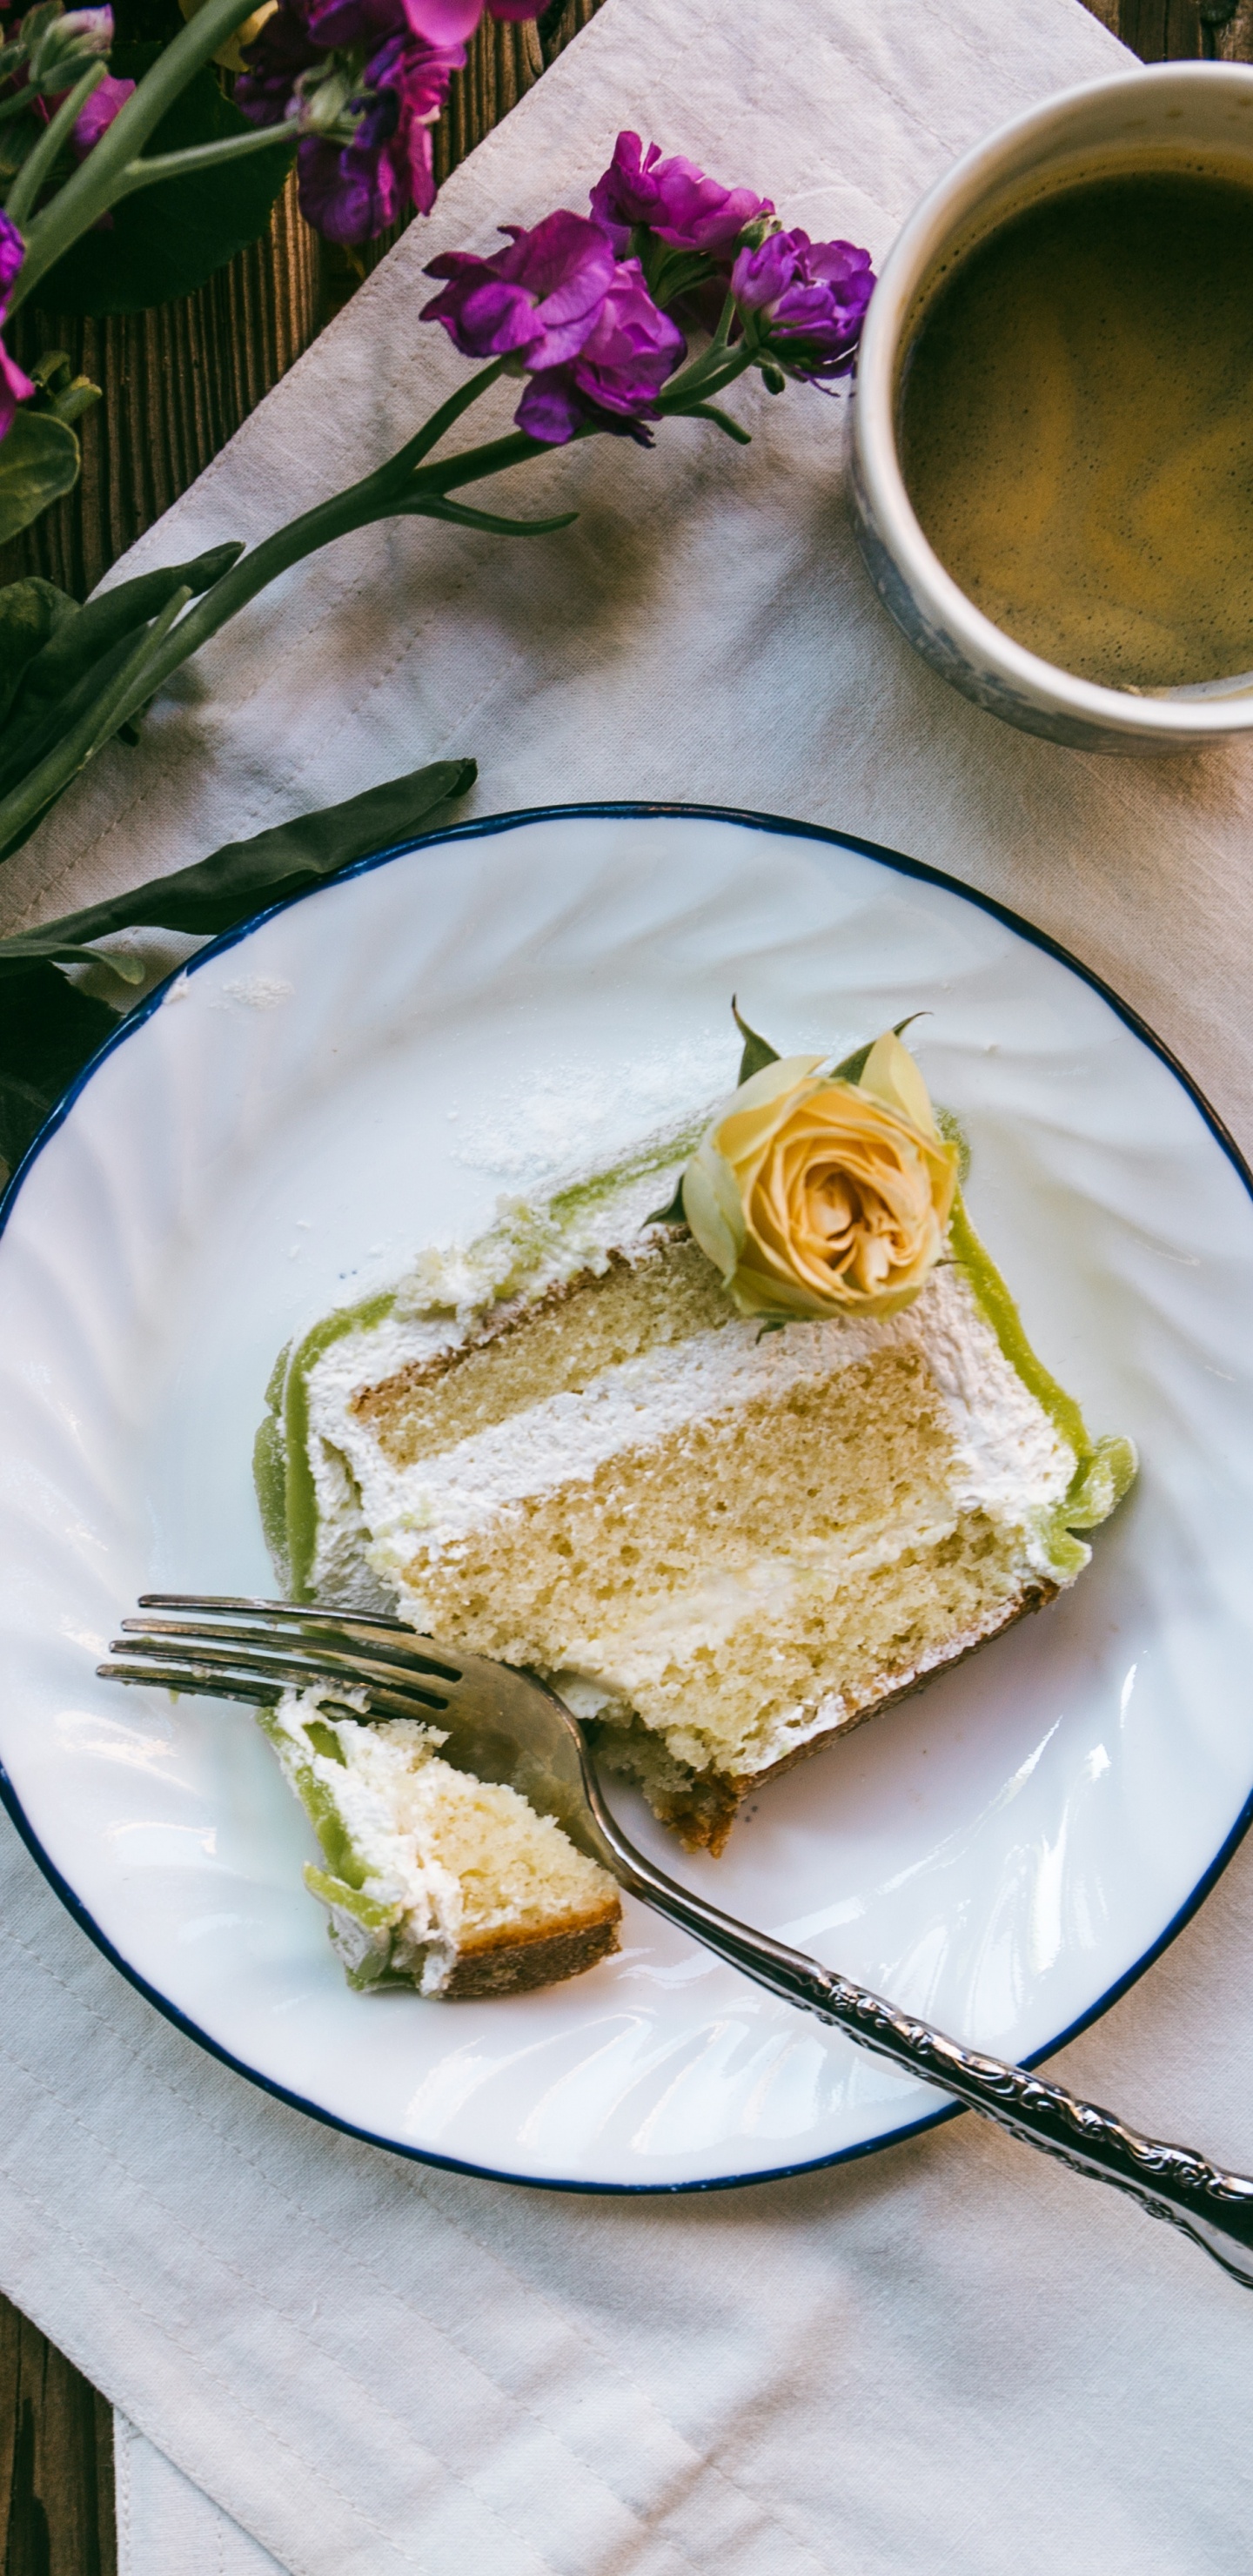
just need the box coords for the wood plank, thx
[0,2294,115,2576]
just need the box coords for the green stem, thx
[108,115,300,198]
[379,356,506,480]
[418,426,560,494]
[11,0,265,308]
[3,61,105,228]
[654,342,754,414]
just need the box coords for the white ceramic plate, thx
[3,803,1252,2193]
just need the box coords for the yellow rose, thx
[682,1030,958,1322]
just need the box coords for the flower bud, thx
[27,3,114,90]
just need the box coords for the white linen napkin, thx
[9,1,1253,2571]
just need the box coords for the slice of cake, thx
[256,1015,1136,1853]
[260,1693,621,1997]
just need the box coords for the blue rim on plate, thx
[3,797,1251,2197]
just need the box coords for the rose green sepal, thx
[731,995,780,1084]
[645,1174,687,1226]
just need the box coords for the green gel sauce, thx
[948,1188,1093,1472]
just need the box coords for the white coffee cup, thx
[850,62,1253,755]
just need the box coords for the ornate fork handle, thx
[586,1780,1253,2286]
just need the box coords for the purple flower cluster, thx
[423,209,685,443]
[420,130,875,448]
[732,227,874,384]
[238,0,541,245]
[0,213,33,442]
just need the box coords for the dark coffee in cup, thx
[898,167,1253,692]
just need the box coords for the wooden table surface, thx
[3,0,1250,2561]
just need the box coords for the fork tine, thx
[142,1593,410,1633]
[136,1595,463,1681]
[98,1647,440,1725]
[98,1658,287,1709]
[118,1617,455,1707]
[111,1627,452,1715]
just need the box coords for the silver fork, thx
[101,1593,1253,2287]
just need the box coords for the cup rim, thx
[854,59,1253,742]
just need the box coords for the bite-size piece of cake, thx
[256,1019,1136,1855]
[261,1694,621,1997]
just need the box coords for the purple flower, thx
[516,258,685,443]
[0,212,33,443]
[239,0,463,242]
[589,131,773,259]
[423,211,616,366]
[70,69,135,159]
[731,227,874,382]
[423,212,685,445]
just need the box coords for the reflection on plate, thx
[2,804,1251,2192]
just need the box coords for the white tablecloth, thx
[9,1,1253,2569]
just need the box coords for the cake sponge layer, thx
[392,1343,1049,1790]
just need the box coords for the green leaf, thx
[0,582,192,855]
[0,624,144,808]
[0,963,116,1171]
[831,1013,923,1088]
[28,44,296,316]
[0,755,478,971]
[13,540,241,712]
[732,995,780,1083]
[0,757,478,1178]
[0,576,77,727]
[0,410,80,545]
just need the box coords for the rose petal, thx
[682,1142,745,1278]
[856,1029,941,1138]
